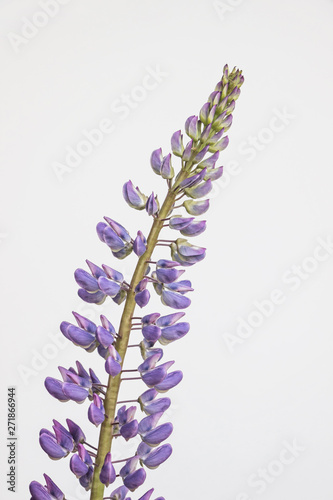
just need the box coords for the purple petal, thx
[169,216,194,230]
[105,357,121,377]
[183,199,210,215]
[138,412,163,435]
[39,434,67,460]
[205,165,223,181]
[160,322,189,344]
[142,313,161,325]
[29,481,52,500]
[171,240,206,266]
[187,115,200,141]
[142,402,170,417]
[135,289,150,308]
[78,288,106,304]
[178,168,207,189]
[210,135,229,152]
[96,326,114,348]
[88,402,105,426]
[142,397,171,415]
[142,423,173,446]
[100,452,116,487]
[194,145,209,163]
[70,454,88,478]
[78,443,93,465]
[123,468,146,492]
[100,314,116,334]
[117,405,136,426]
[182,139,193,162]
[102,264,124,283]
[197,151,220,169]
[98,277,121,297]
[103,226,125,251]
[156,259,180,268]
[109,486,129,500]
[138,353,161,373]
[53,424,73,451]
[155,268,185,284]
[135,278,148,293]
[138,388,158,405]
[146,193,158,216]
[150,148,163,175]
[142,444,172,469]
[76,361,90,379]
[166,280,193,293]
[78,466,94,490]
[120,456,139,478]
[156,312,185,327]
[185,179,212,199]
[120,420,139,440]
[154,371,183,392]
[199,102,210,124]
[59,321,71,341]
[62,383,89,403]
[142,325,162,342]
[141,361,174,388]
[201,123,212,142]
[133,231,147,257]
[74,269,99,292]
[161,291,191,309]
[161,153,174,180]
[89,368,102,385]
[72,312,97,333]
[123,180,147,210]
[44,378,68,402]
[171,130,183,157]
[104,217,132,243]
[66,419,86,445]
[115,287,131,307]
[137,442,152,461]
[178,241,206,257]
[96,221,108,241]
[86,260,107,279]
[138,489,154,500]
[180,220,206,237]
[67,325,95,348]
[43,474,65,500]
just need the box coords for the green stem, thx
[89,173,187,500]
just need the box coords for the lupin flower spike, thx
[30,65,244,499]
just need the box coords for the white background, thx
[1,1,333,499]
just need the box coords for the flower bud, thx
[123,180,147,210]
[171,130,184,156]
[100,452,116,487]
[185,179,212,199]
[161,153,174,180]
[150,148,163,175]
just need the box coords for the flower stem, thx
[89,175,187,500]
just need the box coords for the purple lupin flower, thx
[29,474,65,500]
[100,452,116,487]
[30,65,244,500]
[88,394,105,426]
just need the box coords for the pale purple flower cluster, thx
[30,64,243,500]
